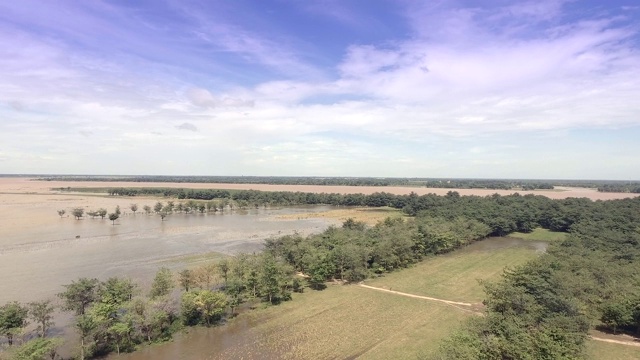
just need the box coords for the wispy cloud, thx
[1,0,639,178]
[176,122,198,132]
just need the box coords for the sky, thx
[1,0,639,179]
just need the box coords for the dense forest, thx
[432,196,640,359]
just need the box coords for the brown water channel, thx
[109,236,548,360]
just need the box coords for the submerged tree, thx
[72,208,84,220]
[0,301,29,346]
[28,300,55,338]
[130,203,138,215]
[57,209,65,218]
[154,202,163,213]
[109,212,119,225]
[97,208,107,219]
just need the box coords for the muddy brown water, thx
[0,206,335,305]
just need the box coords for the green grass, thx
[366,241,543,303]
[586,340,640,359]
[509,227,567,242]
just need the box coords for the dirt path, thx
[358,283,474,306]
[359,284,640,347]
[589,336,640,347]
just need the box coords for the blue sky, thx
[1,0,639,179]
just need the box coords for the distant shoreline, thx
[0,177,636,201]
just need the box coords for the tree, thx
[57,209,65,218]
[181,290,227,326]
[75,314,97,360]
[217,259,230,286]
[107,322,131,354]
[195,290,227,326]
[28,300,55,338]
[154,202,163,213]
[72,208,84,220]
[0,301,29,346]
[194,264,217,289]
[178,269,194,292]
[99,277,136,307]
[143,205,152,215]
[150,267,174,299]
[8,337,63,360]
[58,278,99,315]
[108,212,119,225]
[97,208,107,219]
[602,301,633,334]
[130,203,138,215]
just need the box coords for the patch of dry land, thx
[275,207,406,226]
[0,177,636,200]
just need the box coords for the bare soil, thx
[0,177,636,200]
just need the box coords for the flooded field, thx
[0,192,336,305]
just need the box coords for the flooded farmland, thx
[0,194,335,304]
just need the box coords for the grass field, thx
[586,340,640,359]
[213,239,544,359]
[509,227,568,242]
[365,241,542,303]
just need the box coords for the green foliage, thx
[434,196,640,359]
[181,290,227,326]
[27,300,55,338]
[58,278,99,315]
[178,269,194,292]
[7,337,62,360]
[0,302,28,346]
[149,268,174,299]
[265,216,490,287]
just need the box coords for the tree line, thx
[60,187,625,238]
[41,175,562,189]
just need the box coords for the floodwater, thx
[113,314,277,360]
[109,236,549,360]
[0,204,335,304]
